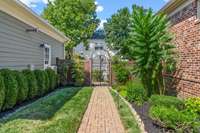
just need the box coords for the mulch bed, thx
[131,102,173,133]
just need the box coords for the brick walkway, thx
[78,86,125,133]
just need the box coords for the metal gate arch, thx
[90,49,112,86]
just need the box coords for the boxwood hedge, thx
[14,71,29,103]
[22,70,38,99]
[0,69,18,110]
[34,70,46,96]
[0,72,5,111]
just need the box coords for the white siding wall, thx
[0,11,64,70]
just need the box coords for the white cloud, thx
[95,1,104,13]
[96,5,104,12]
[98,20,107,29]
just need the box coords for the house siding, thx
[167,0,200,98]
[0,11,64,70]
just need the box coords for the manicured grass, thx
[110,89,141,133]
[0,87,93,133]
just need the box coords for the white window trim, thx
[43,44,51,69]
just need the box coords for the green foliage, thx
[129,6,175,96]
[185,97,200,115]
[72,55,85,86]
[57,63,68,86]
[44,71,50,93]
[126,80,147,105]
[34,70,46,96]
[0,69,18,110]
[14,71,28,103]
[118,86,127,98]
[149,106,200,132]
[104,8,131,56]
[112,56,131,84]
[43,0,99,59]
[92,69,103,82]
[149,95,184,110]
[22,70,38,99]
[0,72,5,111]
[46,69,57,91]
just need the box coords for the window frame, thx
[43,44,51,69]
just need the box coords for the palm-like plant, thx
[129,6,175,96]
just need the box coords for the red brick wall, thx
[169,0,200,98]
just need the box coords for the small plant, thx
[0,69,18,110]
[14,71,28,103]
[185,97,200,115]
[0,72,5,111]
[149,106,200,132]
[34,70,46,96]
[72,55,85,86]
[126,80,147,105]
[22,69,38,99]
[118,86,127,98]
[149,95,184,110]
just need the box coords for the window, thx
[44,44,51,69]
[95,46,103,50]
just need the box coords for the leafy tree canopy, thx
[104,7,131,57]
[43,0,100,55]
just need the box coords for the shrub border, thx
[110,88,147,133]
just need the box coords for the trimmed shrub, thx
[0,69,18,110]
[14,71,28,103]
[126,80,147,105]
[149,95,184,110]
[34,70,46,96]
[44,71,50,93]
[46,69,56,90]
[22,69,38,99]
[185,97,200,115]
[0,72,5,111]
[149,106,200,132]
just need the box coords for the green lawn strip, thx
[110,89,141,133]
[0,87,93,133]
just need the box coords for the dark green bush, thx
[57,63,68,86]
[126,80,147,105]
[149,95,184,110]
[0,69,18,110]
[44,71,50,93]
[34,70,46,96]
[22,69,38,99]
[46,69,56,90]
[0,72,5,111]
[149,106,200,132]
[14,71,28,103]
[185,97,200,115]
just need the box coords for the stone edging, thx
[110,88,147,133]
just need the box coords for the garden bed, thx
[131,102,171,133]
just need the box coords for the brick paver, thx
[78,86,125,133]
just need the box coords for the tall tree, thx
[43,0,99,59]
[104,8,131,57]
[129,6,175,96]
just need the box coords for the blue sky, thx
[20,0,169,27]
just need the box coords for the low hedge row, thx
[0,68,58,111]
